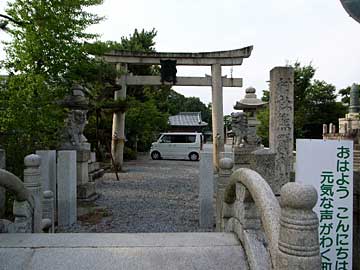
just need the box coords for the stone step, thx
[0,233,248,270]
[88,168,105,182]
[88,162,100,173]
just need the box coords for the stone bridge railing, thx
[220,168,321,270]
[0,154,54,233]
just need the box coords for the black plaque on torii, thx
[160,60,177,84]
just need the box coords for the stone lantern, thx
[60,84,90,151]
[60,84,96,200]
[232,87,267,168]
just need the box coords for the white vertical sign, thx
[296,139,353,270]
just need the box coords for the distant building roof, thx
[169,112,208,127]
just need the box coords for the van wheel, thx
[151,151,161,160]
[189,152,199,161]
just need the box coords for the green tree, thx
[3,0,103,83]
[0,0,103,174]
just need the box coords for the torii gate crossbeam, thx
[102,46,253,171]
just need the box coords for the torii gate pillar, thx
[211,64,224,170]
[111,63,127,171]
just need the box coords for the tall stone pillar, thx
[269,67,294,188]
[349,83,360,113]
[57,150,77,227]
[211,64,224,170]
[112,63,127,171]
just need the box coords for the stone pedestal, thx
[339,112,360,134]
[199,151,214,229]
[76,149,90,185]
[77,183,97,201]
[269,67,294,188]
[57,151,77,227]
[250,148,278,194]
[76,148,97,200]
[234,145,261,169]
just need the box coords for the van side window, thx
[161,135,172,143]
[170,135,187,143]
[186,135,196,143]
[169,135,196,143]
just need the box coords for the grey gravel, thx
[58,155,214,233]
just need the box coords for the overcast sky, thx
[1,0,359,114]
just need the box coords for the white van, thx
[150,132,203,161]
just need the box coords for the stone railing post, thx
[322,124,328,135]
[12,200,34,232]
[216,157,233,231]
[277,182,321,269]
[42,190,54,232]
[23,154,42,233]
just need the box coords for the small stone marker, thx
[199,151,214,229]
[57,150,77,227]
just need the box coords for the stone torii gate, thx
[102,46,253,170]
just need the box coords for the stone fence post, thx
[23,154,42,233]
[216,157,233,231]
[42,190,54,232]
[199,151,214,229]
[277,182,321,269]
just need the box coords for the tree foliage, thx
[0,0,103,174]
[3,0,103,83]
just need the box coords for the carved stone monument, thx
[269,67,294,189]
[60,85,96,200]
[232,87,267,168]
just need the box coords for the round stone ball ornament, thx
[340,0,360,23]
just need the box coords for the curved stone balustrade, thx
[0,154,50,233]
[223,168,280,268]
[0,169,34,207]
[221,168,321,270]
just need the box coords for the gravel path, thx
[59,155,213,233]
